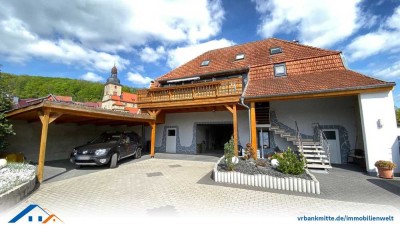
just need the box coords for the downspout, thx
[238,70,252,149]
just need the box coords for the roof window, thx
[200,60,210,66]
[235,53,245,60]
[274,63,287,77]
[270,47,282,55]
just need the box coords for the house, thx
[102,65,139,113]
[137,38,399,176]
[8,204,63,223]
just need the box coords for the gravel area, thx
[0,163,36,195]
[218,158,312,180]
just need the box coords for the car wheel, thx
[135,147,142,159]
[110,153,118,168]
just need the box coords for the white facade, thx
[358,90,400,174]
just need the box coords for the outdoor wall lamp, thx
[377,119,383,129]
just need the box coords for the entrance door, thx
[257,128,270,159]
[323,129,341,164]
[166,128,177,153]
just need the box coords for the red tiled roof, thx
[111,95,120,101]
[113,101,124,106]
[54,95,73,102]
[124,107,139,114]
[121,92,137,103]
[157,38,340,82]
[245,68,394,98]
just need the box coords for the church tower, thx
[102,65,122,109]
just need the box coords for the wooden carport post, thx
[250,102,257,153]
[148,109,161,158]
[225,104,238,156]
[37,109,61,183]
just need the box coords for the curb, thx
[0,174,37,210]
[213,156,320,195]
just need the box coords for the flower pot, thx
[377,167,394,179]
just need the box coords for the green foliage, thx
[224,136,235,171]
[0,71,15,150]
[375,160,396,170]
[396,108,400,127]
[272,147,305,175]
[0,72,137,102]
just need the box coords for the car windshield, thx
[90,134,121,144]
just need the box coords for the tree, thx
[0,65,15,151]
[396,107,400,127]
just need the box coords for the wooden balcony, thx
[137,77,243,109]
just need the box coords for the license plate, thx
[76,155,91,160]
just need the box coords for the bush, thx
[224,136,235,171]
[272,147,305,175]
[375,160,396,170]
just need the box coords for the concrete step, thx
[306,159,330,163]
[303,154,328,158]
[270,126,279,130]
[301,146,323,150]
[280,133,292,137]
[301,149,325,153]
[274,130,285,134]
[307,164,332,169]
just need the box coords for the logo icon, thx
[8,204,63,223]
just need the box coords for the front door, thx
[323,129,341,164]
[166,128,177,153]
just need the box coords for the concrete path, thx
[2,154,399,223]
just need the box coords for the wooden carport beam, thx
[37,110,62,183]
[149,121,156,158]
[224,104,238,156]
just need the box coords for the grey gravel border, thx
[0,173,37,211]
[213,156,320,194]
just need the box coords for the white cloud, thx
[127,72,152,87]
[81,72,104,82]
[252,0,362,48]
[167,38,235,68]
[373,60,400,79]
[140,46,166,63]
[346,6,400,60]
[0,0,225,72]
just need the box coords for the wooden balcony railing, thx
[137,77,243,105]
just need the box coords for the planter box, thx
[213,156,320,195]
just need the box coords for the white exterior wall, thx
[358,90,400,174]
[270,96,361,162]
[147,110,249,153]
[7,120,143,162]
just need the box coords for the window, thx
[235,53,245,60]
[270,47,282,55]
[168,129,176,136]
[200,60,210,66]
[274,63,287,77]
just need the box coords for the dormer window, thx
[270,47,282,55]
[274,63,287,77]
[200,60,210,66]
[235,53,245,60]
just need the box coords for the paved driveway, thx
[3,154,400,223]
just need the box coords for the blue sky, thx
[1,0,400,105]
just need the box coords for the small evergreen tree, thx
[224,136,235,171]
[272,147,305,175]
[0,65,15,150]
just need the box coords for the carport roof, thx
[5,100,154,126]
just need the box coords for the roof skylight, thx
[235,53,245,60]
[200,60,210,66]
[270,47,282,55]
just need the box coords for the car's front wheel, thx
[134,147,142,159]
[110,153,118,168]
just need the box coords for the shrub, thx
[272,147,305,175]
[224,136,235,171]
[375,160,396,170]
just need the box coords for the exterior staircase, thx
[270,124,332,170]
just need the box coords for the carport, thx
[5,100,155,182]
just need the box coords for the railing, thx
[313,123,331,167]
[136,77,242,103]
[295,121,303,154]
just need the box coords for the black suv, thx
[70,131,142,168]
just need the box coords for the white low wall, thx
[213,157,320,194]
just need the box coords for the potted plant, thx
[374,160,397,179]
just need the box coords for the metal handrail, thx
[313,122,331,167]
[295,121,303,154]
